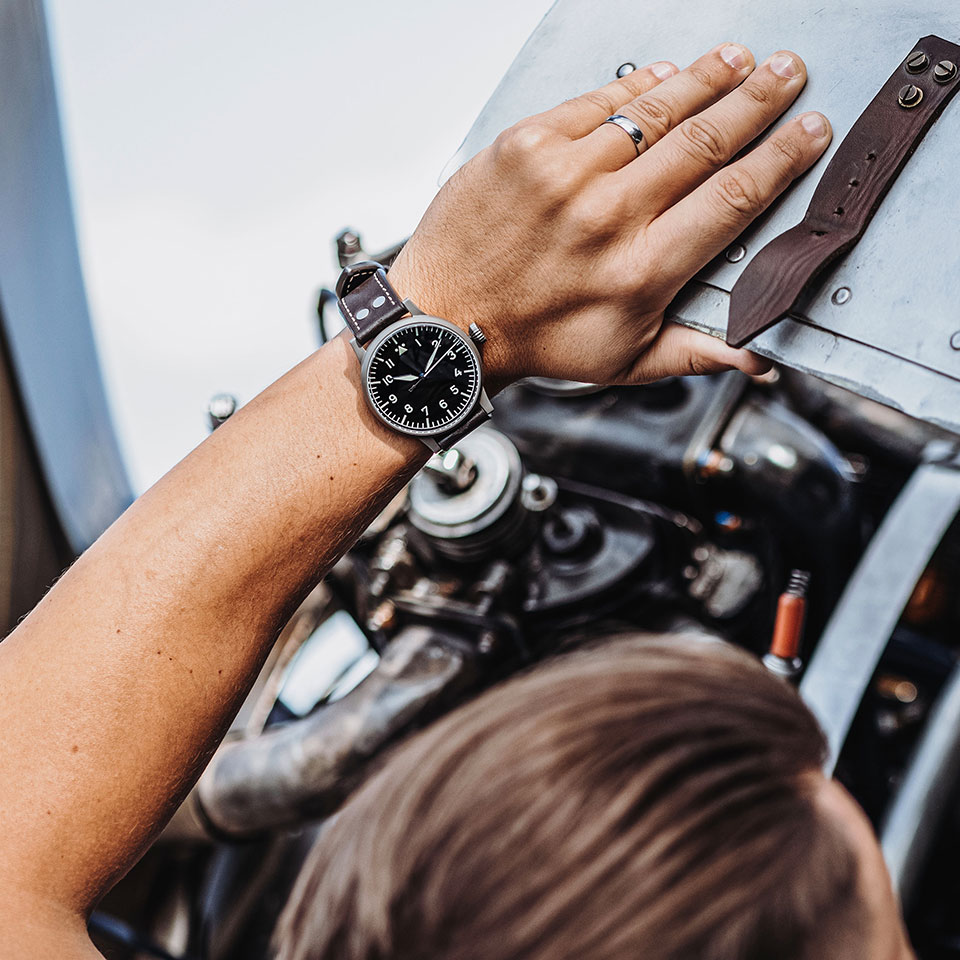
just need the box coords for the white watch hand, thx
[409,339,447,393]
[391,375,420,381]
[423,339,441,375]
[422,346,450,379]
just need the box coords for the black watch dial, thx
[364,321,481,435]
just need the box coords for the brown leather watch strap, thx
[336,262,409,344]
[727,35,960,348]
[430,405,491,452]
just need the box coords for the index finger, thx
[533,60,678,139]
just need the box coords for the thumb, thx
[621,322,773,383]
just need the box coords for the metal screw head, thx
[832,287,852,306]
[950,330,960,350]
[616,62,636,78]
[207,393,238,430]
[725,243,746,263]
[906,50,930,73]
[935,60,958,83]
[898,84,924,108]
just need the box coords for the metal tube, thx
[881,664,960,908]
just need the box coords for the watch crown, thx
[468,323,487,347]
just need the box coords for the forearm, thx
[0,332,427,915]
[0,36,831,953]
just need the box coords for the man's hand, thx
[388,43,830,389]
[0,39,830,958]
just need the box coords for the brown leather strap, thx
[727,35,960,348]
[431,404,491,452]
[337,262,409,344]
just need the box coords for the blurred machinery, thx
[7,1,960,958]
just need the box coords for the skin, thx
[815,778,915,959]
[0,38,906,957]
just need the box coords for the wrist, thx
[329,332,432,464]
[386,254,515,395]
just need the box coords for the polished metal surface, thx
[0,0,133,549]
[799,450,960,773]
[444,0,960,435]
[409,426,521,536]
[602,113,645,153]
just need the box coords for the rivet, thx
[832,287,851,306]
[906,51,930,74]
[950,330,960,350]
[355,308,370,320]
[616,62,636,78]
[934,60,958,83]
[898,84,924,108]
[207,393,238,431]
[725,243,746,263]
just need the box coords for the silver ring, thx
[602,113,645,156]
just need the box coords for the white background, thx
[45,0,553,491]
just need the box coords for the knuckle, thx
[579,89,619,118]
[567,192,622,238]
[494,121,553,164]
[679,116,729,168]
[714,169,767,221]
[616,73,654,100]
[624,94,673,134]
[686,353,713,377]
[769,132,806,167]
[740,79,773,108]
[688,64,722,94]
[493,122,579,201]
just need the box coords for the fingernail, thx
[800,111,828,137]
[769,53,800,78]
[651,61,676,80]
[720,43,749,70]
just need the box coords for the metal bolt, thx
[905,51,930,74]
[616,62,636,78]
[725,243,746,263]
[950,330,960,350]
[207,393,238,431]
[898,84,924,108]
[832,286,852,306]
[478,632,498,655]
[935,60,958,83]
[521,473,558,512]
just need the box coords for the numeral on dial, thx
[367,321,478,434]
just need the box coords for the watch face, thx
[363,320,481,435]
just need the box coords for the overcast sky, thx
[44,0,553,491]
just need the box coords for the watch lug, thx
[478,390,494,414]
[403,298,424,316]
[421,437,441,453]
[350,337,366,362]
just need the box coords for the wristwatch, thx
[336,261,493,453]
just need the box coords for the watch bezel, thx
[358,317,484,438]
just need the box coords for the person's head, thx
[275,635,913,960]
